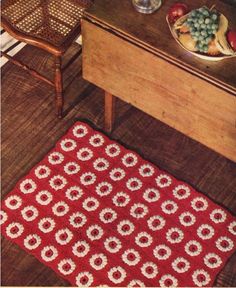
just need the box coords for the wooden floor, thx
[1,44,236,287]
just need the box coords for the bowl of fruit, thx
[166,3,236,61]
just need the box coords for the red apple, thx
[227,30,236,51]
[167,2,189,24]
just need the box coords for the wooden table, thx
[82,0,236,162]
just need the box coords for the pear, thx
[178,33,197,52]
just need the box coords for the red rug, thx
[1,121,235,287]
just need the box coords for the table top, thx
[84,0,236,96]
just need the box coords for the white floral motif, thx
[82,197,100,212]
[117,220,135,236]
[24,234,41,250]
[89,253,108,270]
[191,197,208,212]
[105,144,121,157]
[153,244,172,260]
[58,258,76,275]
[128,280,145,287]
[204,253,222,268]
[99,208,117,224]
[166,227,184,244]
[86,225,104,241]
[135,232,153,248]
[6,222,24,238]
[122,249,141,266]
[76,271,94,287]
[49,175,67,190]
[64,162,80,175]
[108,266,127,284]
[5,195,22,210]
[72,240,90,257]
[65,186,83,201]
[122,153,138,167]
[143,188,160,203]
[89,134,105,147]
[36,190,53,205]
[38,217,55,233]
[35,165,51,179]
[80,172,96,186]
[93,158,110,171]
[197,224,215,240]
[228,221,236,235]
[48,152,64,165]
[55,228,73,245]
[156,174,172,188]
[52,201,69,217]
[172,257,190,273]
[147,215,166,231]
[77,147,93,161]
[173,185,191,200]
[104,237,122,253]
[112,192,130,207]
[69,212,87,228]
[215,236,234,252]
[96,182,113,196]
[141,262,158,279]
[130,203,149,219]
[161,200,178,214]
[210,209,227,224]
[21,205,39,221]
[41,246,58,262]
[159,274,178,287]
[73,124,88,138]
[192,269,211,287]
[0,211,8,225]
[60,138,77,152]
[139,164,155,177]
[179,212,196,227]
[20,179,37,194]
[126,178,142,191]
[109,168,126,181]
[185,240,202,256]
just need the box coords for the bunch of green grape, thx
[185,7,219,53]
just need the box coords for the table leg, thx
[105,91,115,133]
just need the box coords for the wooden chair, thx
[1,0,93,118]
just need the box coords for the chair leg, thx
[54,56,63,118]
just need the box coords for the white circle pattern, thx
[60,139,77,152]
[58,258,76,275]
[72,240,90,258]
[36,190,52,205]
[0,211,8,225]
[156,174,172,188]
[73,125,88,138]
[2,123,234,288]
[65,186,83,201]
[143,188,160,203]
[108,266,126,284]
[21,205,39,221]
[5,195,22,210]
[41,246,58,262]
[35,165,51,179]
[112,192,130,207]
[153,244,172,260]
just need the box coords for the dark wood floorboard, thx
[1,44,236,287]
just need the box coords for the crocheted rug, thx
[1,121,235,287]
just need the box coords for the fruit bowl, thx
[166,5,236,61]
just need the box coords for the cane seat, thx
[1,0,93,118]
[1,0,92,55]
